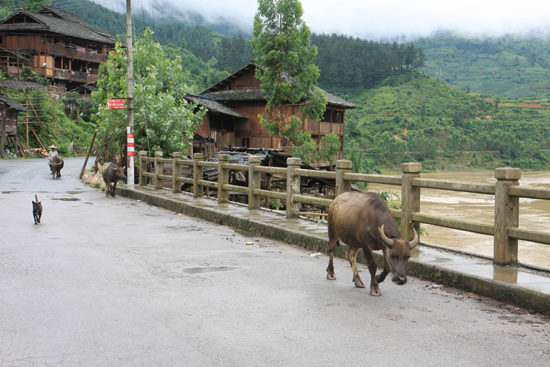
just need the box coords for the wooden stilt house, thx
[185,61,356,166]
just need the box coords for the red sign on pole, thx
[127,133,135,157]
[108,98,126,109]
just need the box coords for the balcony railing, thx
[43,43,108,63]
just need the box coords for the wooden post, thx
[172,152,183,193]
[0,109,7,158]
[335,159,352,198]
[193,153,204,198]
[494,167,521,264]
[248,155,262,210]
[401,163,422,242]
[154,151,163,189]
[80,127,98,179]
[286,157,301,219]
[218,154,230,204]
[138,151,147,186]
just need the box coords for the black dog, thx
[33,195,42,224]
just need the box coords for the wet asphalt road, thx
[1,158,549,366]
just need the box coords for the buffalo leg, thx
[111,182,117,197]
[348,247,365,288]
[326,239,337,280]
[364,250,381,296]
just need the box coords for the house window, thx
[209,114,235,131]
[322,109,342,123]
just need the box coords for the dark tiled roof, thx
[200,61,356,109]
[185,95,247,118]
[0,80,44,90]
[39,6,115,39]
[0,95,28,111]
[200,89,266,102]
[0,7,117,45]
[318,87,357,108]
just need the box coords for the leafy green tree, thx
[446,131,468,151]
[250,0,329,162]
[21,0,50,11]
[92,29,206,158]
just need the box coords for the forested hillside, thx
[345,71,550,172]
[412,33,550,99]
[311,33,425,94]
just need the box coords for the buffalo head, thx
[379,224,419,286]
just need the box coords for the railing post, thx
[335,159,352,198]
[138,150,147,186]
[172,152,182,193]
[218,154,230,204]
[248,155,262,210]
[154,151,163,189]
[193,153,204,198]
[286,157,301,219]
[401,163,422,242]
[494,167,521,265]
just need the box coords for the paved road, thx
[1,158,549,366]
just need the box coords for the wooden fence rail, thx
[138,151,550,267]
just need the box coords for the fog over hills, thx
[93,0,550,41]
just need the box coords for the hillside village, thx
[2,2,550,172]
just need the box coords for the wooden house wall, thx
[0,105,19,135]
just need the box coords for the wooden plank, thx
[412,213,494,235]
[253,189,287,200]
[293,194,333,207]
[222,184,249,194]
[509,228,550,245]
[255,166,287,175]
[343,172,402,185]
[198,180,218,189]
[509,186,550,200]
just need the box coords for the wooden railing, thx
[138,151,550,267]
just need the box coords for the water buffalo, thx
[48,155,64,179]
[326,191,419,296]
[102,162,126,198]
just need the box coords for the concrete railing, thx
[138,151,550,267]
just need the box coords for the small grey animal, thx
[33,195,42,224]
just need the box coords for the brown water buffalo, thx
[102,162,125,197]
[326,191,419,296]
[48,156,64,179]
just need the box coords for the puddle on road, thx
[66,191,84,195]
[52,197,81,201]
[183,266,241,274]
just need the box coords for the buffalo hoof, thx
[353,275,366,288]
[327,273,336,280]
[370,285,381,296]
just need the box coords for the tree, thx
[92,29,206,159]
[250,0,329,163]
[21,0,51,10]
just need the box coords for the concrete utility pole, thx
[126,0,135,185]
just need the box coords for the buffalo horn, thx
[409,228,419,249]
[379,224,395,248]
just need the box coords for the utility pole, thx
[126,0,135,185]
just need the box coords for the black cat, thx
[33,195,42,225]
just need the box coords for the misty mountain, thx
[37,0,550,99]
[133,1,252,38]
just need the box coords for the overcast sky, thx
[95,0,550,40]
